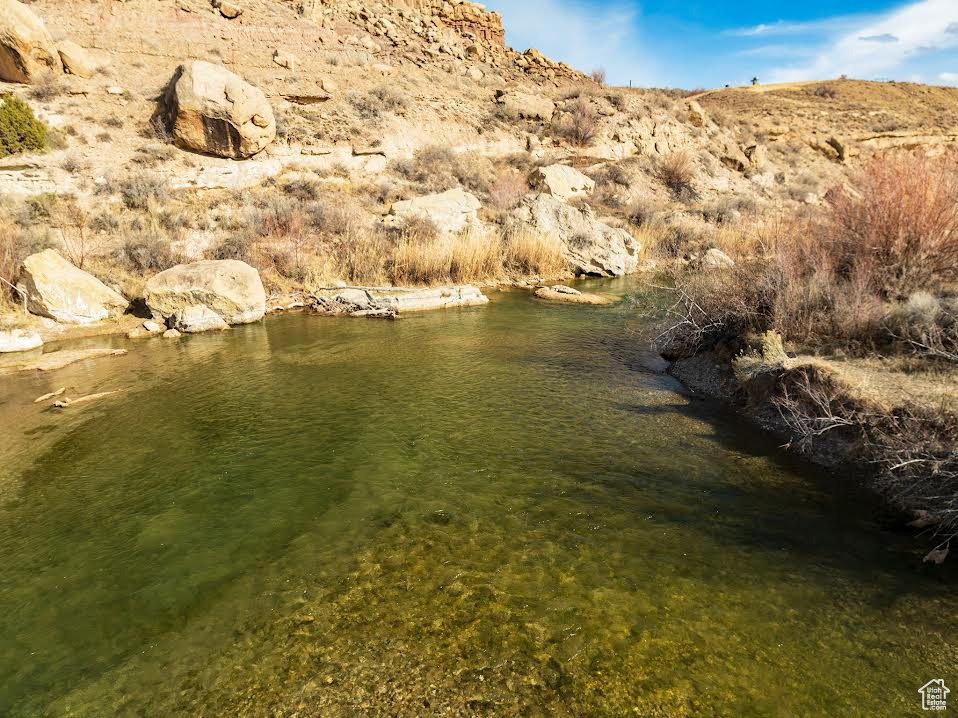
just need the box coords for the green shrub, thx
[0,95,48,158]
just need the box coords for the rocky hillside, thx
[3,0,958,325]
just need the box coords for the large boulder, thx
[512,195,640,277]
[57,40,95,78]
[18,249,128,324]
[495,89,555,120]
[0,0,62,83]
[165,61,275,159]
[530,164,595,201]
[144,260,266,331]
[0,328,42,353]
[388,188,481,235]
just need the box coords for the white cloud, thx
[482,0,656,86]
[729,16,869,38]
[940,71,958,84]
[767,0,958,82]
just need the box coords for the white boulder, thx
[144,259,266,331]
[512,195,640,277]
[530,164,595,201]
[18,249,128,324]
[388,188,481,235]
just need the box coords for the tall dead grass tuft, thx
[502,227,568,278]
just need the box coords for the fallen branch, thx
[54,390,124,408]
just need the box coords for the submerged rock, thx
[512,195,640,277]
[311,285,488,316]
[18,249,128,324]
[172,304,230,333]
[144,259,266,332]
[533,286,614,305]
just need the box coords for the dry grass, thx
[501,227,568,278]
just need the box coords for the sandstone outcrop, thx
[165,61,276,159]
[0,328,42,353]
[388,188,481,234]
[0,0,62,83]
[144,260,266,331]
[495,90,555,121]
[57,40,95,78]
[18,249,128,324]
[530,164,595,201]
[513,195,640,277]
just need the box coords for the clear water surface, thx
[0,279,954,717]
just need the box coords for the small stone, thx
[143,320,163,333]
[218,1,242,18]
[163,328,182,339]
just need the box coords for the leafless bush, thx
[489,170,527,211]
[109,172,170,210]
[823,152,958,297]
[118,233,181,273]
[885,292,958,363]
[28,76,65,101]
[391,146,495,194]
[590,68,607,85]
[656,150,696,198]
[569,96,597,147]
[811,84,838,99]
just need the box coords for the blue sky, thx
[482,0,958,88]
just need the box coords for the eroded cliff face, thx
[402,0,504,46]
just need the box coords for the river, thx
[0,279,954,716]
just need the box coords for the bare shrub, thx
[656,150,696,198]
[28,76,65,101]
[590,68,607,85]
[885,292,958,363]
[812,84,838,99]
[347,86,407,122]
[391,146,495,194]
[627,199,661,228]
[569,96,597,147]
[103,172,170,210]
[118,233,181,273]
[489,170,527,211]
[822,152,958,297]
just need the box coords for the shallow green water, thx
[0,280,954,717]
